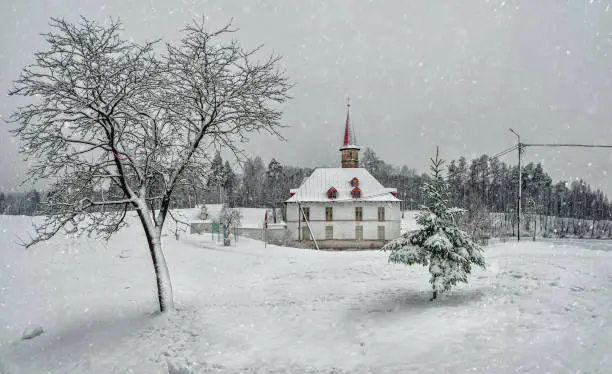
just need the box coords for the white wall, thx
[191,222,288,243]
[286,201,401,241]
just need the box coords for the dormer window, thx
[351,187,361,198]
[350,177,359,187]
[327,187,337,199]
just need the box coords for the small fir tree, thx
[383,148,486,301]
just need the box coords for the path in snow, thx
[1,214,611,373]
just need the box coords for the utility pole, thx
[510,128,522,241]
[298,202,301,241]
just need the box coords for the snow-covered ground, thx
[1,212,611,373]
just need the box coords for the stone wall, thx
[295,239,387,250]
[189,221,289,244]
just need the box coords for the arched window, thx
[327,187,337,199]
[351,187,361,198]
[350,177,359,187]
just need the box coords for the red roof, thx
[343,104,356,146]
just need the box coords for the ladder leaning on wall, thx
[298,202,319,250]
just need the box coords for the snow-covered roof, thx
[203,204,224,219]
[285,168,400,203]
[339,144,361,150]
[238,207,269,229]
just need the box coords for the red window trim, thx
[327,187,337,199]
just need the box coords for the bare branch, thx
[8,15,291,273]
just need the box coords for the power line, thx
[491,145,520,160]
[508,137,612,241]
[446,144,518,180]
[524,143,612,149]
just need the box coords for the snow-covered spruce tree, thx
[382,148,486,301]
[8,18,291,312]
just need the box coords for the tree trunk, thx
[430,290,437,301]
[151,230,174,312]
[137,209,174,312]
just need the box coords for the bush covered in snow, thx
[383,148,486,300]
[21,325,44,340]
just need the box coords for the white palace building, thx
[285,102,401,249]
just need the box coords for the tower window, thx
[351,187,361,198]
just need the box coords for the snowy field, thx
[1,212,612,373]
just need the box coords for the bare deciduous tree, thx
[8,17,291,312]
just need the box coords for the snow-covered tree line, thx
[361,147,612,229]
[200,147,612,238]
[4,146,612,236]
[0,190,43,216]
[199,153,312,221]
[446,155,612,222]
[8,17,291,312]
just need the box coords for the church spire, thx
[343,97,356,146]
[339,97,360,168]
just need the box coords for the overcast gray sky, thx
[1,0,612,193]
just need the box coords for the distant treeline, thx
[361,149,611,222]
[489,212,612,240]
[0,190,43,216]
[201,148,612,226]
[3,149,611,228]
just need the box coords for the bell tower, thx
[339,98,360,168]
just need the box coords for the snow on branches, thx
[8,17,292,312]
[383,148,486,301]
